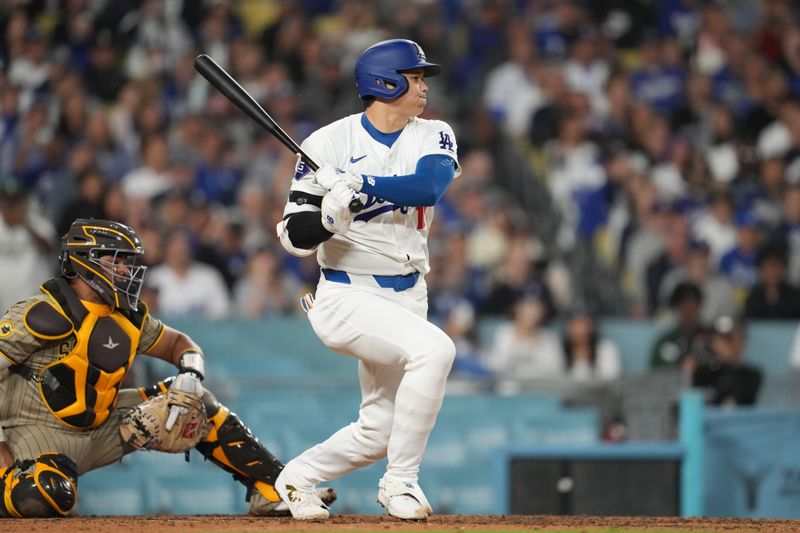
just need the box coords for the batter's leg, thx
[302,284,455,482]
[284,359,402,483]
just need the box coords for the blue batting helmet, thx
[355,39,442,101]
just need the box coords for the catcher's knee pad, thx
[195,401,283,503]
[0,453,77,518]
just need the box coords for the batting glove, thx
[315,164,363,192]
[321,181,357,234]
[166,371,204,431]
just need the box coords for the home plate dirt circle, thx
[2,515,799,532]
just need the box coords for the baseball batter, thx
[0,218,335,517]
[274,39,460,520]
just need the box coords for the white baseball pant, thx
[289,277,455,483]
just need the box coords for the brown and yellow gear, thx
[0,453,78,518]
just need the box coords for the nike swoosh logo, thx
[103,336,120,349]
[350,155,367,164]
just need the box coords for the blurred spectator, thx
[481,234,554,319]
[486,294,564,393]
[563,27,610,118]
[444,301,492,389]
[692,315,762,407]
[769,184,800,285]
[645,208,690,315]
[0,178,55,313]
[630,32,685,116]
[483,20,543,139]
[589,0,655,51]
[756,97,800,163]
[1,0,800,329]
[0,85,21,179]
[194,127,242,206]
[650,281,711,370]
[744,243,800,319]
[7,27,51,111]
[527,61,569,146]
[561,307,622,381]
[428,230,486,321]
[719,210,762,305]
[233,247,301,317]
[55,166,106,236]
[83,29,127,103]
[146,229,231,319]
[619,176,669,315]
[748,155,788,229]
[692,190,736,263]
[544,94,608,250]
[84,108,134,181]
[121,134,173,200]
[657,240,735,324]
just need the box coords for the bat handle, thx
[349,198,364,213]
[303,156,362,212]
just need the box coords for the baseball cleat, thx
[377,477,433,520]
[249,486,337,517]
[274,466,330,520]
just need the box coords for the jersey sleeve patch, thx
[24,301,74,340]
[293,159,312,180]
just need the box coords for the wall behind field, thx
[75,317,800,517]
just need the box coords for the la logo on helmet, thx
[414,43,426,61]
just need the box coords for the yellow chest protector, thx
[26,278,146,429]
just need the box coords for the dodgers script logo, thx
[354,194,410,222]
[293,160,311,180]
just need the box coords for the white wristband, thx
[179,351,205,381]
[0,424,6,442]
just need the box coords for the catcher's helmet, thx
[355,39,441,101]
[59,218,147,311]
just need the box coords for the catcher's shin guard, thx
[0,453,78,518]
[195,395,284,504]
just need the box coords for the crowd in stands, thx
[1,0,800,397]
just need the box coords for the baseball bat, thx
[194,54,363,213]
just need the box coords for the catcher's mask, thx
[59,218,147,311]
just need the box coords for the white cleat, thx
[274,467,330,520]
[249,486,337,517]
[377,477,433,520]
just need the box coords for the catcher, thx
[0,218,335,518]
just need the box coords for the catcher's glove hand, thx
[120,386,209,453]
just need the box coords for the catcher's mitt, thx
[120,390,209,453]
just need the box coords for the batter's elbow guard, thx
[0,453,78,518]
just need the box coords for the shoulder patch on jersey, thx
[24,301,74,340]
[293,159,312,180]
[437,131,454,152]
[0,320,13,338]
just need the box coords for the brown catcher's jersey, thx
[0,278,164,432]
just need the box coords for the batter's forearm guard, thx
[0,453,77,518]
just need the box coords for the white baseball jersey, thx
[280,113,460,276]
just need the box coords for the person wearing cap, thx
[692,316,762,407]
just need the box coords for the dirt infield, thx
[2,515,800,532]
